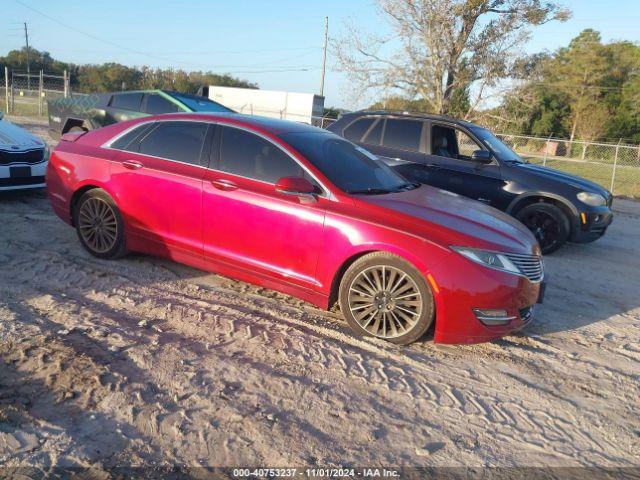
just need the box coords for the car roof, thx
[343,110,479,129]
[140,112,327,135]
[105,89,189,96]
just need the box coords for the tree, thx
[0,47,257,94]
[543,30,611,142]
[488,30,640,142]
[334,0,570,117]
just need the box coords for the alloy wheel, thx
[78,197,118,254]
[348,265,423,339]
[521,210,561,252]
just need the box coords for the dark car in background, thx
[47,89,233,138]
[328,111,614,254]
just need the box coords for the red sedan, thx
[46,113,543,345]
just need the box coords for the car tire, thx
[515,202,570,254]
[338,252,435,345]
[73,189,127,259]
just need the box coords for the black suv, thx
[328,111,613,253]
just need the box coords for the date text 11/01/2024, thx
[232,468,401,477]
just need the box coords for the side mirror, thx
[275,176,317,203]
[471,150,492,163]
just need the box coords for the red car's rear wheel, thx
[74,189,127,259]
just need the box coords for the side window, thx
[343,118,374,142]
[431,125,483,161]
[143,94,181,114]
[110,123,155,150]
[456,129,481,158]
[362,119,383,145]
[137,121,208,165]
[218,127,305,184]
[110,93,143,111]
[382,119,423,151]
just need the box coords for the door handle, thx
[122,160,143,170]
[210,178,238,191]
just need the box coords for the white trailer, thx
[199,86,324,125]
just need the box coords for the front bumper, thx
[429,252,541,344]
[570,206,613,243]
[0,161,48,191]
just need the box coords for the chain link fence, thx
[1,68,69,117]
[2,78,638,198]
[497,134,640,198]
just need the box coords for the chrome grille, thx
[505,253,544,283]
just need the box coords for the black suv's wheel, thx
[516,203,570,254]
[338,252,434,345]
[74,189,127,259]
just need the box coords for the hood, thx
[514,162,610,196]
[356,185,539,254]
[0,118,45,151]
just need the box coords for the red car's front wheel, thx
[339,252,434,345]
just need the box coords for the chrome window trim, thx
[215,123,335,200]
[102,118,336,201]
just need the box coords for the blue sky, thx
[3,0,639,109]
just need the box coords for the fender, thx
[505,191,579,218]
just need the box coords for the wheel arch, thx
[69,183,121,226]
[328,250,377,308]
[506,192,578,230]
[327,244,440,309]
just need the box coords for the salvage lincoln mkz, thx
[46,113,544,344]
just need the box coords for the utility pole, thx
[320,16,328,97]
[24,22,31,90]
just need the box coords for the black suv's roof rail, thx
[345,109,477,127]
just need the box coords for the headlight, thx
[43,144,50,162]
[577,191,606,207]
[451,246,520,275]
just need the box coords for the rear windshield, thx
[170,92,234,113]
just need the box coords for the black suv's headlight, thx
[577,191,606,207]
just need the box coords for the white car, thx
[0,112,49,191]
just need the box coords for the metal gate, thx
[2,67,70,116]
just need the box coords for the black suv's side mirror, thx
[471,150,492,163]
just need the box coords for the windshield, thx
[170,92,234,113]
[280,132,417,194]
[472,127,524,163]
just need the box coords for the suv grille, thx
[505,253,544,283]
[0,148,45,166]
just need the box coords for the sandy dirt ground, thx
[0,117,638,474]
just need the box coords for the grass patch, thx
[522,156,640,198]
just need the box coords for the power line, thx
[14,0,321,74]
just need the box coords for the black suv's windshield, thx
[472,127,525,163]
[170,92,234,113]
[281,132,417,194]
